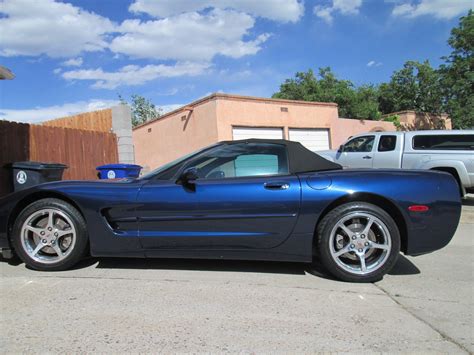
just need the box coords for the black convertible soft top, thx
[222,138,342,173]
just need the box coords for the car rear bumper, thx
[404,173,462,256]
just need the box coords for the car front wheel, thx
[316,202,400,282]
[12,198,88,271]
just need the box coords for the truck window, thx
[343,136,375,152]
[378,135,397,152]
[413,135,474,150]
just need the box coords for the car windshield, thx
[139,143,218,180]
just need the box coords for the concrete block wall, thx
[111,104,135,164]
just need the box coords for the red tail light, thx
[408,205,430,212]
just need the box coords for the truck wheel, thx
[316,202,400,282]
[11,198,88,271]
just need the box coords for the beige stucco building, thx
[133,93,398,172]
[133,93,450,172]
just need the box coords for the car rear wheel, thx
[316,202,400,282]
[12,198,88,271]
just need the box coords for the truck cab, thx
[322,132,404,168]
[318,130,474,195]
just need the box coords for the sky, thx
[0,0,472,123]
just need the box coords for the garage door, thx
[233,127,283,140]
[289,128,330,151]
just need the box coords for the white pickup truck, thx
[318,130,474,195]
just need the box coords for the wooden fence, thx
[0,120,119,197]
[41,108,112,132]
[0,121,30,197]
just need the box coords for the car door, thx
[337,135,376,168]
[372,134,401,168]
[136,142,300,250]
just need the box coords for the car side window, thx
[182,143,289,180]
[343,136,375,153]
[378,135,397,152]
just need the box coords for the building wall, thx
[214,94,338,143]
[132,98,219,172]
[214,95,399,148]
[132,94,453,171]
[389,111,453,130]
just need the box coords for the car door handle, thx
[363,156,372,159]
[264,182,290,190]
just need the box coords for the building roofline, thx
[212,93,338,107]
[381,110,448,117]
[133,93,338,130]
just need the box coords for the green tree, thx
[352,85,381,120]
[119,94,162,127]
[439,10,474,128]
[272,68,381,119]
[272,11,473,127]
[378,60,444,115]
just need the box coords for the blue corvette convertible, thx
[0,139,461,282]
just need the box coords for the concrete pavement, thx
[0,216,472,353]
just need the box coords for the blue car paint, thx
[299,169,461,255]
[0,168,461,262]
[136,174,300,249]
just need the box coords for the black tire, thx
[316,202,400,283]
[11,198,88,271]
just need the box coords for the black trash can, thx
[10,162,68,192]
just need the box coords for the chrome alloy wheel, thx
[329,212,391,275]
[20,208,76,264]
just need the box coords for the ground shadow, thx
[0,254,22,266]
[304,261,338,281]
[1,252,420,278]
[1,254,313,276]
[388,254,420,276]
[90,254,420,278]
[93,257,308,275]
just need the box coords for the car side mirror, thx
[337,145,344,153]
[177,167,199,186]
